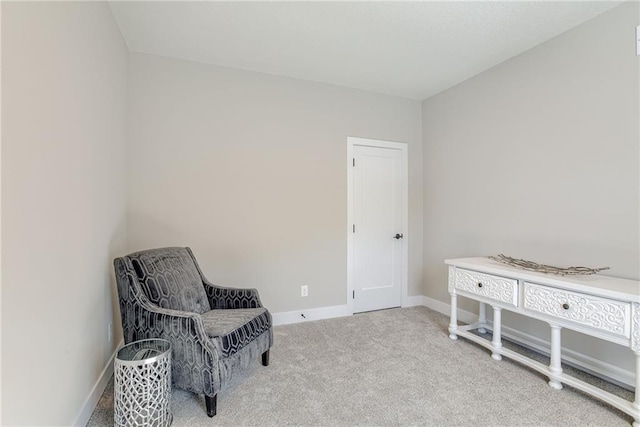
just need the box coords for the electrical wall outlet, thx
[301,285,308,297]
[108,322,113,342]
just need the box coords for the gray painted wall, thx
[126,53,423,314]
[1,2,637,423]
[422,2,639,377]
[1,2,128,425]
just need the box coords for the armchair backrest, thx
[118,247,211,314]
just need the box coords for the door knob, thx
[394,233,403,240]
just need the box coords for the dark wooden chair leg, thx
[205,394,217,417]
[261,349,270,366]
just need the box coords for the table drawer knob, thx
[562,303,570,310]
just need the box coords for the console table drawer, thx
[454,268,518,306]
[523,282,631,338]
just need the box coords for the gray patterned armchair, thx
[114,247,273,417]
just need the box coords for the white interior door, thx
[351,143,404,313]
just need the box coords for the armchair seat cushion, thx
[201,308,272,357]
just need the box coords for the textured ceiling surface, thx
[109,1,622,100]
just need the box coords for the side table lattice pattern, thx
[114,339,172,427]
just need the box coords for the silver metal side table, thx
[114,339,172,427]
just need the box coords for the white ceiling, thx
[108,1,622,100]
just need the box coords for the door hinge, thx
[353,224,355,233]
[353,158,355,167]
[353,290,355,299]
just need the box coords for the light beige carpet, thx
[87,306,634,426]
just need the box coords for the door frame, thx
[346,136,408,314]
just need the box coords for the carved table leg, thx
[478,302,487,334]
[491,306,502,361]
[548,324,563,390]
[449,293,458,340]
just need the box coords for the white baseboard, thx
[402,295,423,307]
[273,294,431,325]
[422,294,478,324]
[74,339,123,426]
[272,304,352,326]
[421,295,635,390]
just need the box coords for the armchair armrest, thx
[203,280,263,309]
[123,298,222,395]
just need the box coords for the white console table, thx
[446,257,640,426]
